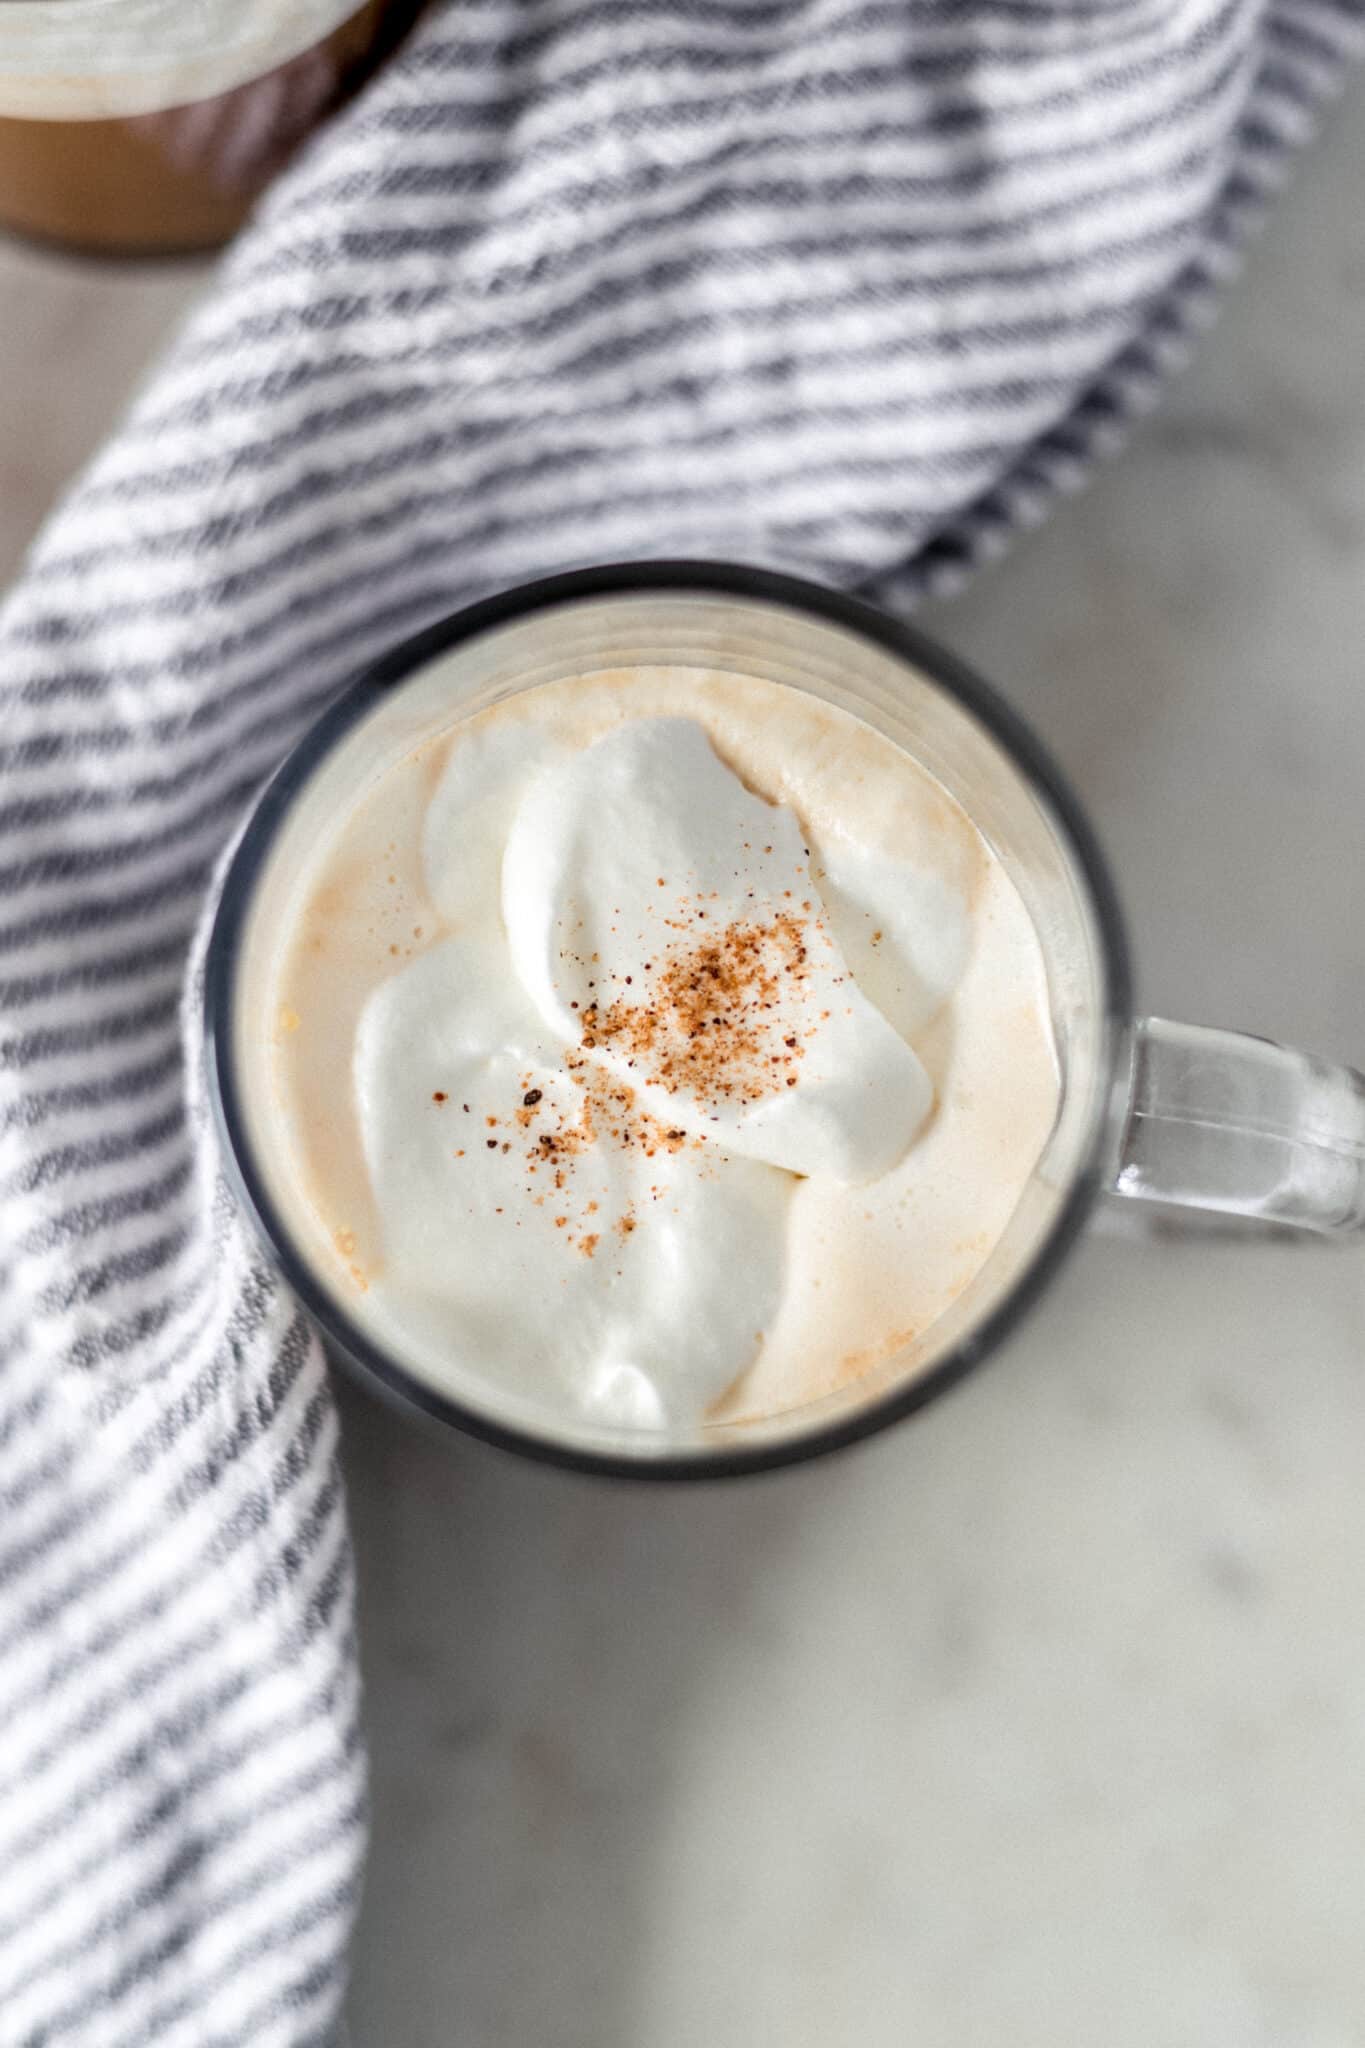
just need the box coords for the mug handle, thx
[1112,1018,1365,1235]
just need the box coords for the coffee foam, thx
[259,667,1060,1431]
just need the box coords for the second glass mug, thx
[204,563,1365,1476]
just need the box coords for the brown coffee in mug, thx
[0,0,422,255]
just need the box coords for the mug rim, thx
[203,559,1134,1480]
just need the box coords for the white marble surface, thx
[0,243,211,587]
[4,71,1365,2048]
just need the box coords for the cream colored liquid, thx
[261,667,1061,1425]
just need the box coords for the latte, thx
[243,663,1061,1434]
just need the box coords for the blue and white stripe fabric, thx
[0,0,1360,2038]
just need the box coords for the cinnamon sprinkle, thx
[580,909,817,1108]
[452,905,828,1261]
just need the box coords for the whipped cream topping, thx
[260,668,1061,1440]
[354,933,788,1426]
[502,719,932,1181]
[348,714,967,1427]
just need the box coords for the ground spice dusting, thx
[447,902,830,1263]
[580,908,822,1108]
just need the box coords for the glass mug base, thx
[203,564,1365,1477]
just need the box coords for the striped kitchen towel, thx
[1,1,1360,2040]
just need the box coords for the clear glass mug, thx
[204,563,1365,1477]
